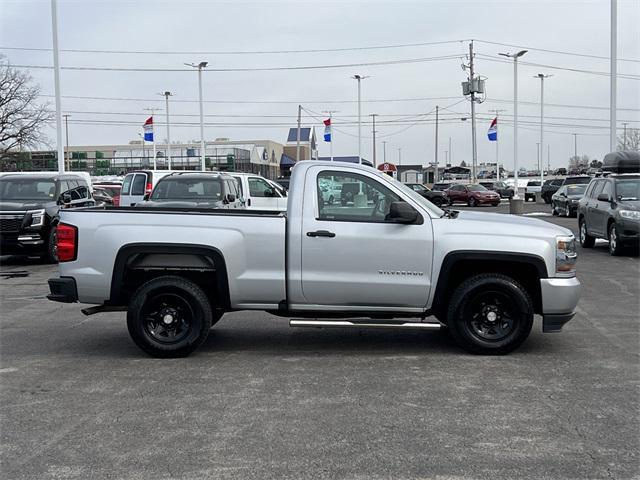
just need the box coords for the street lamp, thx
[159,91,173,169]
[534,73,552,185]
[499,50,527,200]
[352,74,368,164]
[186,61,208,171]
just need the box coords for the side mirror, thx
[225,193,236,203]
[59,192,72,205]
[597,193,611,202]
[143,193,150,201]
[264,188,275,197]
[387,201,419,224]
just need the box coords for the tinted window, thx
[601,181,613,198]
[121,174,134,195]
[317,171,400,222]
[231,176,244,197]
[468,184,487,191]
[452,185,465,191]
[527,181,541,186]
[566,184,587,195]
[553,179,563,186]
[131,174,147,196]
[0,178,57,200]
[566,177,591,185]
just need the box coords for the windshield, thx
[566,177,591,185]
[408,183,428,192]
[468,184,488,192]
[377,172,444,216]
[151,178,223,200]
[0,178,56,201]
[615,179,640,201]
[566,184,587,195]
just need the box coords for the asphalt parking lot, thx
[1,202,638,480]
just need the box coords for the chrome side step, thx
[289,319,442,330]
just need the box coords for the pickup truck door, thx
[299,167,433,310]
[247,176,281,211]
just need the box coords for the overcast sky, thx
[1,0,639,170]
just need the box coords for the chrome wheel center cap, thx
[486,311,497,322]
[163,314,174,324]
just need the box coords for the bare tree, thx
[617,128,640,152]
[0,56,53,155]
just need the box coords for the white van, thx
[228,173,287,211]
[120,170,197,206]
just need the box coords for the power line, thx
[0,39,468,56]
[474,39,640,63]
[9,54,463,73]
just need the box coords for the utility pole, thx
[50,0,64,173]
[468,42,478,182]
[449,136,452,166]
[535,73,551,184]
[382,141,387,163]
[162,91,173,169]
[370,114,378,167]
[536,143,541,176]
[610,0,617,152]
[63,114,71,171]
[573,133,578,160]
[185,62,208,170]
[547,144,551,173]
[490,109,506,181]
[434,105,439,183]
[296,105,302,161]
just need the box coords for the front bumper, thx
[618,218,640,246]
[0,233,46,256]
[47,277,78,303]
[540,277,581,332]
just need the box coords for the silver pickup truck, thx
[48,161,581,357]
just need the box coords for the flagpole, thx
[329,112,333,161]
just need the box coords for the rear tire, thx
[468,197,477,207]
[446,274,533,355]
[127,276,212,358]
[42,228,58,264]
[579,218,595,248]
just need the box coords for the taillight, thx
[113,195,120,206]
[145,182,153,194]
[56,223,78,262]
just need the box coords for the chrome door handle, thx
[306,230,336,238]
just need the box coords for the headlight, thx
[619,210,640,221]
[556,235,577,277]
[28,209,45,227]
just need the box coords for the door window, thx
[121,174,133,195]
[316,171,400,223]
[248,177,273,197]
[591,180,605,199]
[131,174,147,195]
[601,181,613,198]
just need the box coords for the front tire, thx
[468,197,477,207]
[127,276,212,358]
[446,274,534,355]
[608,222,623,256]
[579,217,595,248]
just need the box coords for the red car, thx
[445,183,501,207]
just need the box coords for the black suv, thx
[479,180,514,199]
[0,173,94,262]
[577,174,640,255]
[404,183,448,206]
[541,178,564,204]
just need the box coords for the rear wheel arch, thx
[109,243,231,310]
[431,251,547,320]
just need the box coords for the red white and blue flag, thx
[487,117,497,141]
[143,116,154,142]
[323,118,332,142]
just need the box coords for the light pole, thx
[370,113,378,167]
[499,50,528,200]
[611,0,617,152]
[62,114,71,171]
[186,62,208,171]
[536,142,541,176]
[160,91,173,169]
[573,133,578,160]
[382,141,387,163]
[352,75,368,164]
[50,0,64,173]
[622,122,628,150]
[535,73,551,184]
